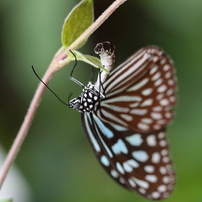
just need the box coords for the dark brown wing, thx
[81,113,175,200]
[96,46,177,133]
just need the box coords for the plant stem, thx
[0,66,54,188]
[0,0,127,188]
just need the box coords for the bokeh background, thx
[1,0,202,201]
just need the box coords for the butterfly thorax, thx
[69,82,105,113]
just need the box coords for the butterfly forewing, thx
[82,113,175,200]
[96,46,177,133]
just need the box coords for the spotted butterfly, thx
[69,42,177,200]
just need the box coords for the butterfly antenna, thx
[68,92,73,103]
[69,50,85,88]
[31,66,69,106]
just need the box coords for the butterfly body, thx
[69,43,177,200]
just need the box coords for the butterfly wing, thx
[96,46,177,132]
[81,113,175,200]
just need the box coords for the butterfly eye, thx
[70,42,177,200]
[69,98,81,110]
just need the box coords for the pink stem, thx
[0,0,127,189]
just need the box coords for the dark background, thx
[1,0,202,201]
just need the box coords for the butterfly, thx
[69,41,177,200]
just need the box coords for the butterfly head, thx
[68,82,105,113]
[68,96,83,112]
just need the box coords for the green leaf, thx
[61,0,94,49]
[67,50,109,73]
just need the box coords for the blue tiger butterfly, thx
[68,42,177,200]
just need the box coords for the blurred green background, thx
[1,0,202,201]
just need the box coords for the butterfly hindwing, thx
[81,113,175,200]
